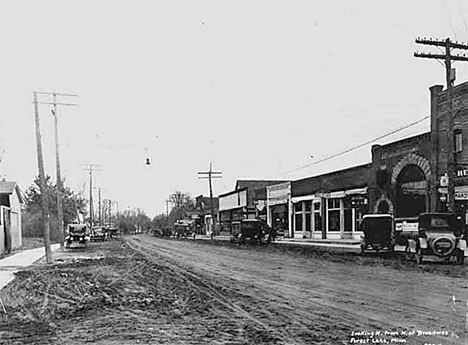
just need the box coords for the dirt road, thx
[127,236,468,345]
[0,235,466,345]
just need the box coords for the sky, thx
[1,0,468,217]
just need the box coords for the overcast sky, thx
[1,0,468,217]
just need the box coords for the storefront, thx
[218,188,248,233]
[291,164,371,240]
[266,182,291,237]
[291,188,368,240]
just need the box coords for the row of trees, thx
[151,191,197,230]
[23,177,196,239]
[23,176,87,241]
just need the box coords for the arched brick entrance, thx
[391,153,431,217]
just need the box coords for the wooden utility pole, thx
[415,37,468,212]
[36,91,78,247]
[83,164,102,229]
[197,163,222,221]
[32,92,52,263]
[98,188,102,226]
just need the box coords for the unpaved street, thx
[128,236,468,345]
[0,235,467,345]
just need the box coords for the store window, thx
[328,198,341,232]
[455,129,463,153]
[313,202,321,232]
[305,202,311,231]
[294,202,303,231]
[295,213,303,231]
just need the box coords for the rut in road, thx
[127,236,468,345]
[126,239,293,343]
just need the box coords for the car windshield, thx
[242,222,260,230]
[429,217,450,228]
[362,218,391,233]
[420,214,460,232]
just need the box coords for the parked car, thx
[405,213,467,265]
[90,227,108,242]
[65,224,90,248]
[359,214,395,253]
[230,219,270,245]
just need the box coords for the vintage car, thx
[406,213,467,265]
[173,220,195,239]
[230,219,270,245]
[359,214,395,253]
[90,227,108,242]
[65,224,90,248]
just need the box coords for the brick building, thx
[430,81,468,221]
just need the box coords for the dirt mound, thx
[0,240,283,345]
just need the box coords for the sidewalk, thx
[0,244,60,290]
[195,234,361,251]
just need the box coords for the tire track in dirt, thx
[129,236,468,345]
[126,239,292,344]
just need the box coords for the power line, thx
[266,115,430,179]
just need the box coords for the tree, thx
[168,191,196,226]
[23,176,87,241]
[116,208,151,234]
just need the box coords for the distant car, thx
[359,214,395,253]
[230,219,270,245]
[406,213,467,265]
[91,227,108,242]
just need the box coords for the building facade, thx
[430,81,468,223]
[218,180,288,232]
[369,133,432,218]
[291,164,371,239]
[266,182,292,237]
[0,181,23,255]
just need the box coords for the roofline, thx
[294,162,372,184]
[219,187,248,198]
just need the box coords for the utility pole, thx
[35,91,78,247]
[415,37,468,212]
[83,164,102,229]
[98,188,102,226]
[32,92,52,263]
[197,163,222,223]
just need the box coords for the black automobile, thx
[230,219,270,245]
[359,214,394,253]
[406,213,467,265]
[65,224,90,248]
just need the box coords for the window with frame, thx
[294,202,303,231]
[313,202,321,232]
[455,129,463,153]
[327,198,341,232]
[305,202,311,231]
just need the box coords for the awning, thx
[344,187,368,196]
[291,195,320,203]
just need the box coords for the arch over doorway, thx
[391,153,431,185]
[393,159,430,217]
